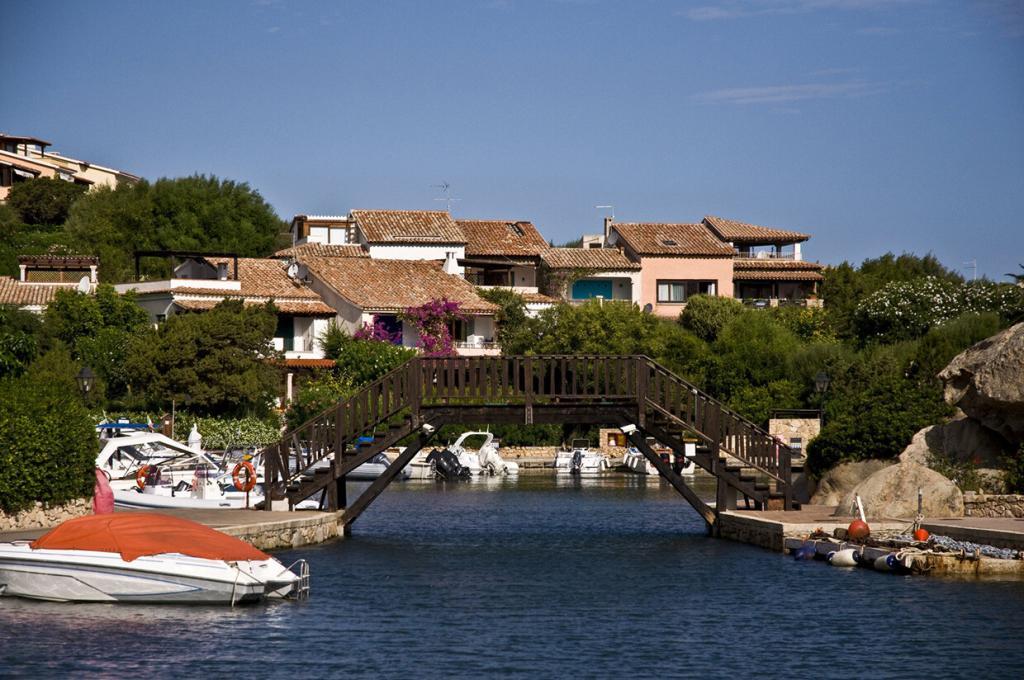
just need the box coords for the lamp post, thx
[814,370,830,426]
[75,366,96,398]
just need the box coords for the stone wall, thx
[219,510,346,550]
[0,498,92,532]
[963,492,1024,518]
[768,417,820,457]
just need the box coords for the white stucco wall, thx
[365,243,466,267]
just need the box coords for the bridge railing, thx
[641,358,792,485]
[416,355,639,405]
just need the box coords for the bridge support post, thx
[341,430,435,531]
[625,428,715,529]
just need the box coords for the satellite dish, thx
[286,262,299,280]
[642,303,653,314]
[76,276,91,294]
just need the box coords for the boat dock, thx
[717,504,1024,578]
[0,508,345,552]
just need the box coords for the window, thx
[656,280,716,303]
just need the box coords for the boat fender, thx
[827,548,858,567]
[136,465,154,490]
[873,554,898,572]
[232,461,257,492]
[847,519,871,541]
[793,543,816,561]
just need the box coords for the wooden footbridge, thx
[260,356,798,533]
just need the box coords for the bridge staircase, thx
[258,356,799,530]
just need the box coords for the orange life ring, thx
[136,465,153,490]
[232,461,257,492]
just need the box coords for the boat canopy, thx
[30,513,270,562]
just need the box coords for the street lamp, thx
[814,371,830,395]
[814,370,830,426]
[76,366,96,397]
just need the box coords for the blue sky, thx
[5,0,1023,278]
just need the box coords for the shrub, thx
[0,306,42,378]
[1003,444,1024,494]
[914,312,1003,377]
[325,329,415,388]
[173,414,282,450]
[0,349,97,514]
[678,294,744,342]
[478,287,529,351]
[285,372,355,429]
[805,376,950,477]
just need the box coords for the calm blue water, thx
[2,474,1024,678]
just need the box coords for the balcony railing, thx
[740,298,823,309]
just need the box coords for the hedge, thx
[0,362,97,514]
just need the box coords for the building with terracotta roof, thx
[302,256,500,355]
[606,222,735,317]
[0,255,99,312]
[114,253,335,360]
[0,133,138,202]
[541,247,641,305]
[457,219,548,288]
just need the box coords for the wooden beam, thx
[341,432,433,529]
[626,429,716,528]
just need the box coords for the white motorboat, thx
[96,431,221,483]
[449,432,519,476]
[622,442,696,476]
[0,514,307,604]
[553,440,610,475]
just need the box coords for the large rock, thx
[835,462,964,519]
[939,322,1024,444]
[899,417,1011,468]
[811,459,893,506]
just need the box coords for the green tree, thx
[478,287,529,351]
[6,177,88,227]
[726,379,803,426]
[126,300,281,416]
[678,294,744,342]
[0,348,97,513]
[0,306,42,378]
[43,285,150,402]
[64,175,287,283]
[914,312,1002,378]
[285,372,355,429]
[706,312,801,399]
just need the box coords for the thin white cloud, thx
[694,79,889,105]
[857,25,902,35]
[681,0,921,22]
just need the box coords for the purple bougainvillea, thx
[401,298,465,357]
[353,315,403,344]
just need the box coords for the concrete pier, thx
[0,508,346,552]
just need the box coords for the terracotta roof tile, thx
[172,297,336,315]
[273,243,367,259]
[541,248,640,270]
[520,291,559,304]
[456,220,549,257]
[611,223,734,257]
[733,259,824,281]
[0,277,77,307]
[703,215,809,244]
[305,257,497,314]
[352,210,465,244]
[204,257,326,300]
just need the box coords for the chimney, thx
[443,251,460,276]
[603,216,613,245]
[217,262,229,280]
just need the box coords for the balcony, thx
[455,340,501,356]
[740,298,823,309]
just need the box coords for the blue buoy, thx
[793,543,817,561]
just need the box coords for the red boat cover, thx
[30,513,271,563]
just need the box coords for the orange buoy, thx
[913,528,930,542]
[847,519,871,541]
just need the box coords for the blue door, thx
[572,279,614,300]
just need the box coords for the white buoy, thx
[827,548,858,567]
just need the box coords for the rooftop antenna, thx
[595,205,615,219]
[432,182,461,212]
[963,259,977,282]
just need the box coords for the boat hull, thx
[0,544,296,604]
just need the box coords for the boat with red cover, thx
[0,513,308,604]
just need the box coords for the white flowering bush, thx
[854,278,1023,342]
